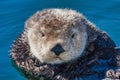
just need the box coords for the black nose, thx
[51,44,65,56]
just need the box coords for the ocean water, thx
[0,0,120,80]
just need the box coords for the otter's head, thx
[26,9,88,64]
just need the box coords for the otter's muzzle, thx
[51,44,65,56]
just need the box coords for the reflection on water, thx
[0,0,120,80]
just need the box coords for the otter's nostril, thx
[51,44,65,56]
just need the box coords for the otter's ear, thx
[86,20,99,43]
[25,11,40,30]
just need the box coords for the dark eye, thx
[71,33,76,38]
[39,31,45,37]
[41,32,45,37]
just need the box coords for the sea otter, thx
[11,9,118,80]
[25,8,105,64]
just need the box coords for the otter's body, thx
[10,9,116,80]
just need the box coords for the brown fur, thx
[26,9,89,64]
[10,8,116,80]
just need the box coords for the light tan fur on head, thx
[25,8,97,64]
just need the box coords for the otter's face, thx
[28,23,87,64]
[27,9,88,64]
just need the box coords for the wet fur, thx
[10,8,116,80]
[26,9,89,64]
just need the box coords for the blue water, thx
[0,0,120,80]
